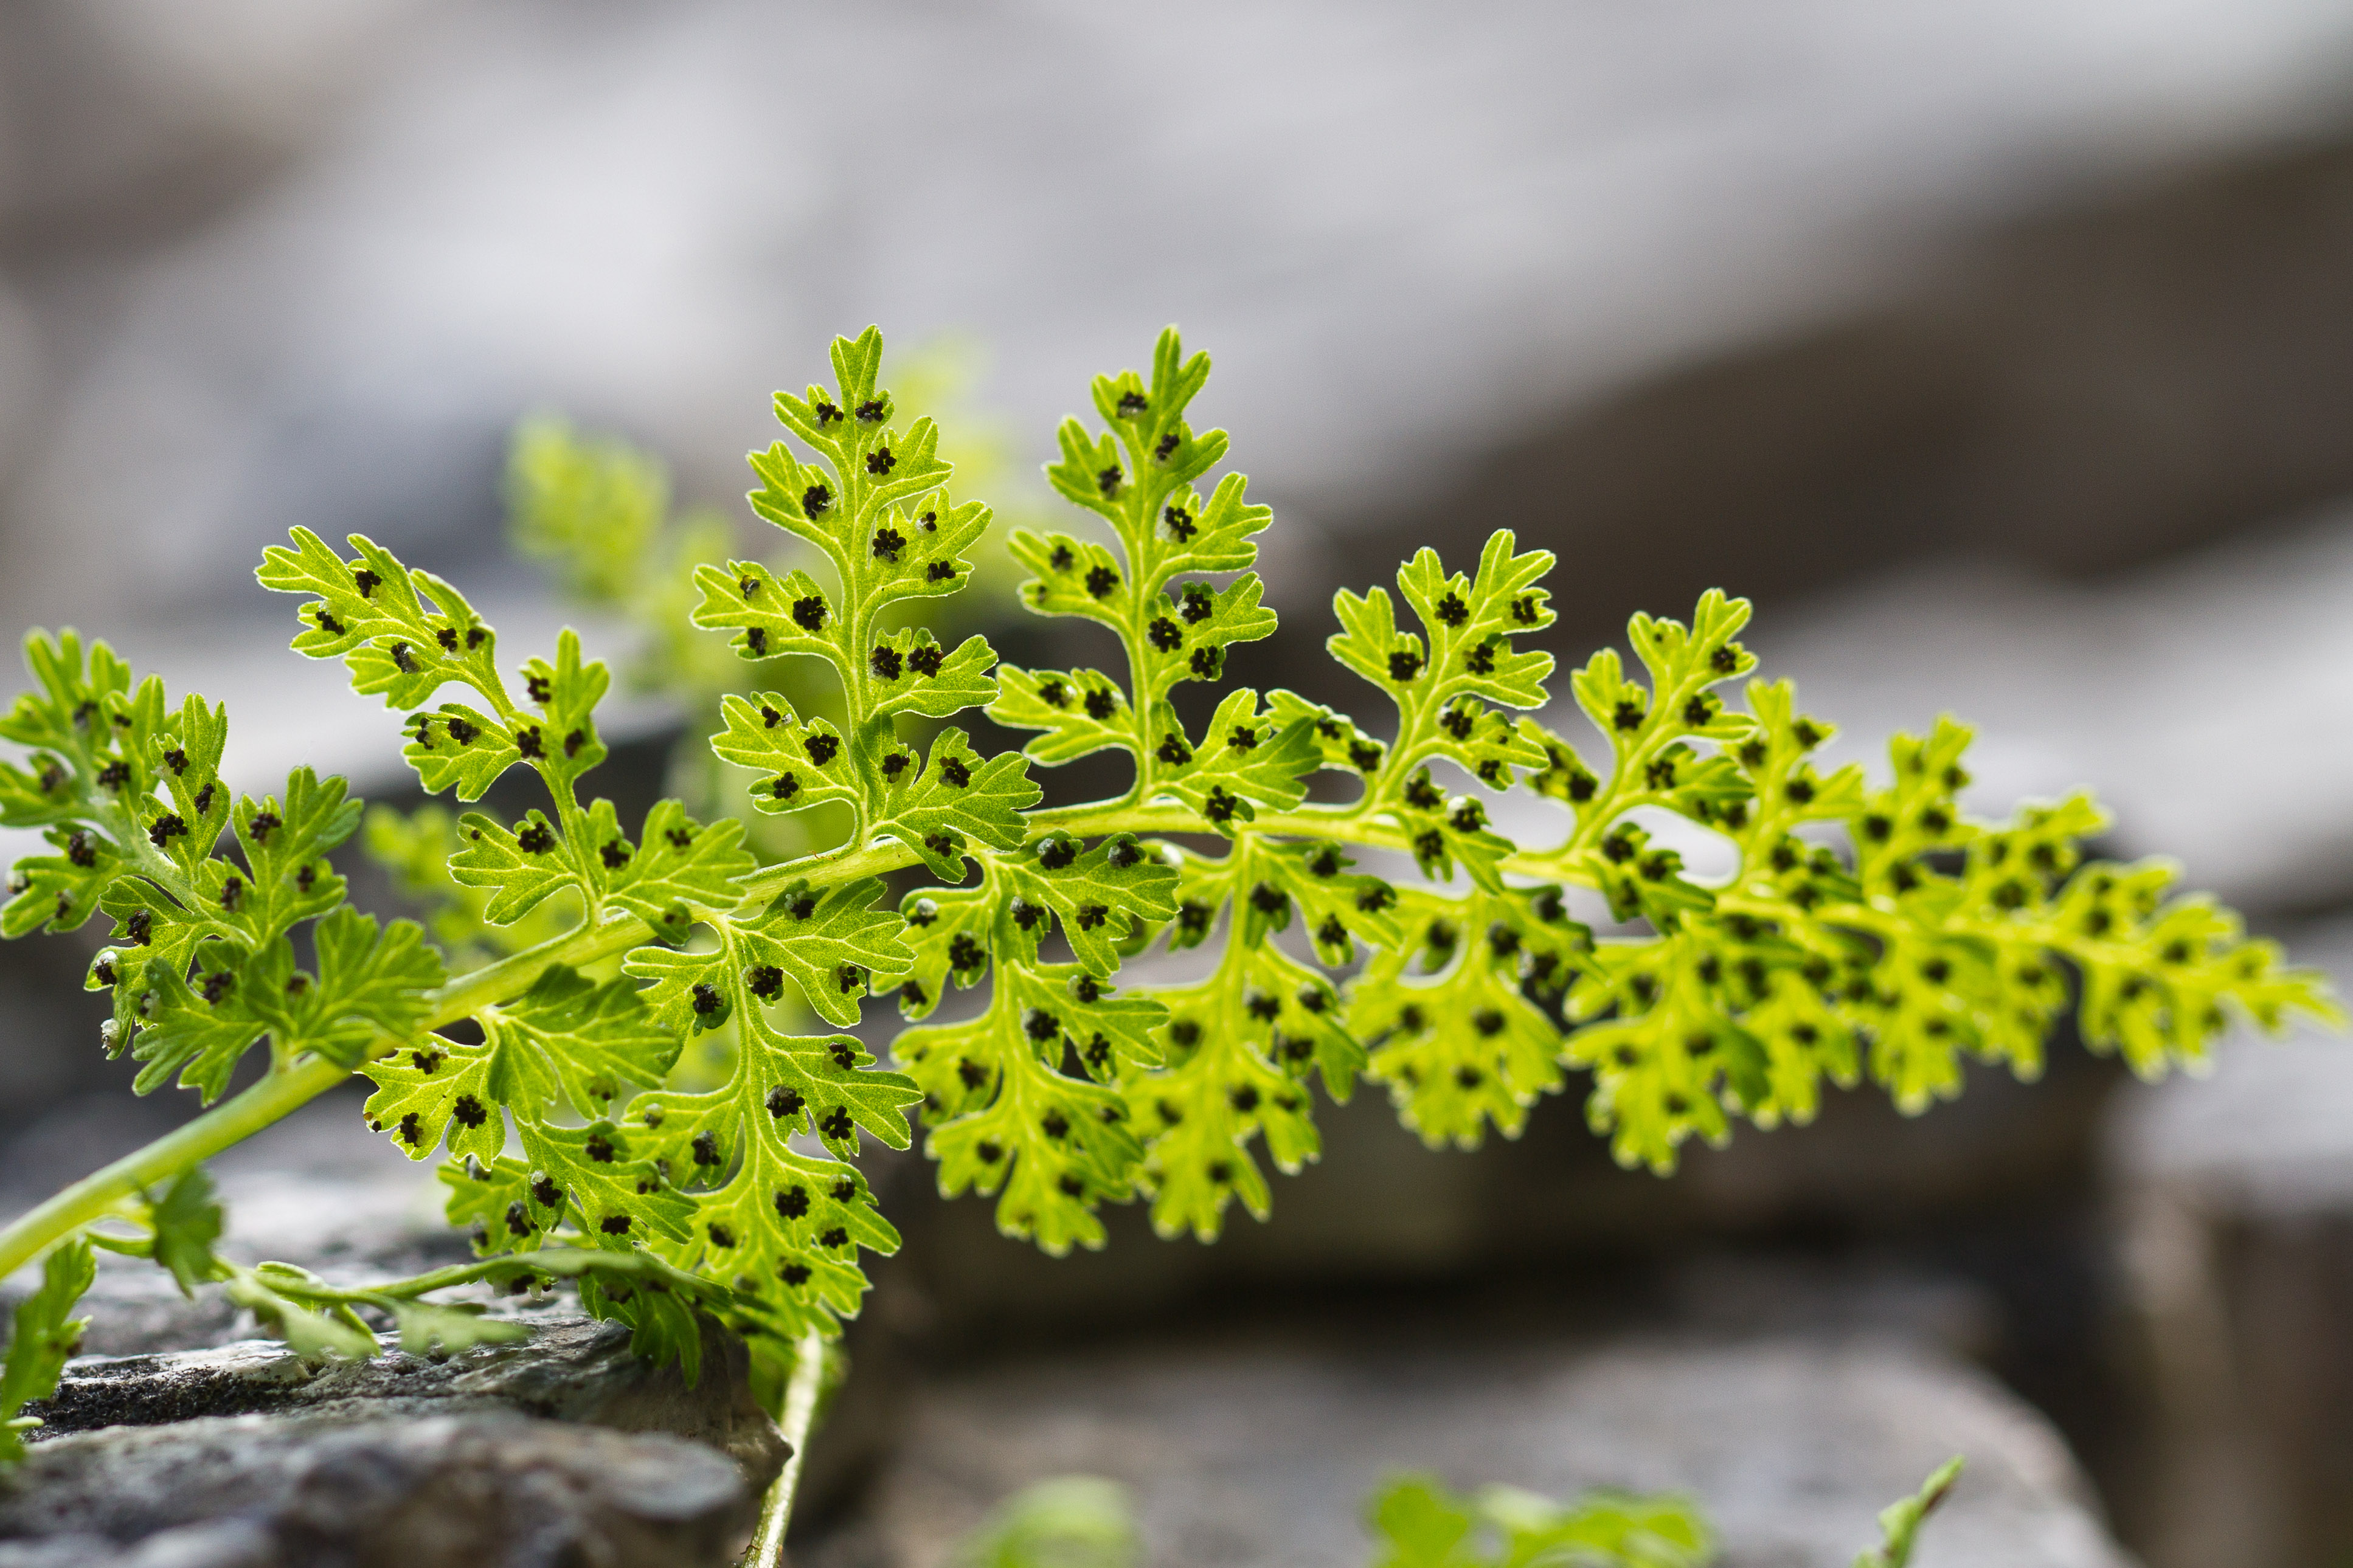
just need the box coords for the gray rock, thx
[805,1331,2129,1568]
[0,1410,752,1568]
[25,1313,788,1492]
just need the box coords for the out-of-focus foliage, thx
[1368,1474,1711,1568]
[938,1456,1978,1568]
[956,1477,1143,1568]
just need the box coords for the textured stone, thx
[24,1312,788,1491]
[0,1411,752,1568]
[805,1331,2129,1568]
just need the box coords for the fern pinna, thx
[0,327,2332,1402]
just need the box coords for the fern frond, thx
[6,322,2330,1398]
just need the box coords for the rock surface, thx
[26,1313,788,1490]
[0,1410,752,1568]
[804,1330,2131,1568]
[0,1313,783,1568]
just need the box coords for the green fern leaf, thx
[16,319,2331,1393]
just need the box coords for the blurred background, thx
[7,3,2353,1565]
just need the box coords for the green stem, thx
[246,1245,727,1312]
[0,1052,344,1279]
[741,1328,828,1568]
